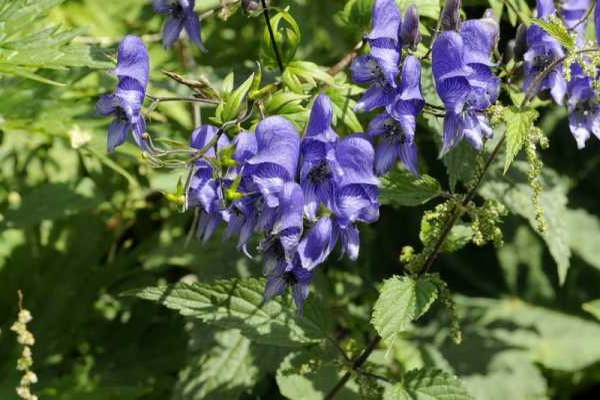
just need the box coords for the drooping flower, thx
[300,94,341,220]
[440,0,461,31]
[566,65,600,148]
[523,0,567,104]
[263,255,313,312]
[297,216,336,271]
[246,116,300,208]
[187,125,231,241]
[111,35,150,88]
[350,0,401,111]
[560,0,590,39]
[153,0,206,50]
[368,56,424,175]
[432,14,500,155]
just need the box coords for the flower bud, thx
[242,0,262,13]
[401,5,421,50]
[513,23,527,61]
[440,0,461,31]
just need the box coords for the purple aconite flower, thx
[300,94,341,220]
[566,65,600,148]
[401,5,421,50]
[153,0,206,50]
[187,125,231,241]
[440,0,461,31]
[350,0,401,111]
[368,56,424,176]
[297,216,336,271]
[560,0,590,39]
[523,0,566,104]
[432,13,500,155]
[263,256,312,312]
[97,36,149,152]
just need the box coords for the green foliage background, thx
[0,0,599,399]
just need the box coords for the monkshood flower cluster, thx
[188,94,380,311]
[432,9,500,155]
[96,36,150,152]
[524,0,600,148]
[97,38,380,310]
[350,0,424,176]
[153,0,205,50]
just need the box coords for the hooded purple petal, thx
[305,93,338,142]
[460,17,499,66]
[298,216,336,271]
[401,5,421,50]
[335,134,379,187]
[365,0,401,86]
[112,35,149,89]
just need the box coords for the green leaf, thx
[130,278,327,347]
[326,82,364,132]
[2,178,103,228]
[532,17,575,50]
[282,61,336,94]
[261,9,301,69]
[384,369,471,400]
[276,349,361,400]
[372,276,438,347]
[264,91,308,115]
[564,208,600,271]
[221,73,254,122]
[173,328,258,400]
[480,162,571,284]
[442,141,478,191]
[380,168,443,207]
[502,106,539,174]
[582,299,600,321]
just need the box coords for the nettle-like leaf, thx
[380,168,443,207]
[384,369,472,400]
[502,106,539,174]
[220,73,255,122]
[480,162,571,284]
[564,208,600,271]
[372,275,438,347]
[131,277,328,347]
[532,17,575,51]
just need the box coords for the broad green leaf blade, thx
[442,141,478,191]
[582,299,600,321]
[384,369,472,400]
[372,276,438,347]
[502,106,538,174]
[480,162,571,284]
[131,278,327,347]
[381,168,443,207]
[564,208,600,271]
[276,349,360,400]
[173,328,259,400]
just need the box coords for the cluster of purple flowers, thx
[525,0,600,148]
[350,0,425,176]
[187,94,380,311]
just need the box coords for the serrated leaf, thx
[384,369,472,400]
[380,168,442,207]
[582,299,600,321]
[173,328,257,400]
[480,162,571,284]
[372,276,438,347]
[502,106,538,174]
[533,18,575,50]
[564,208,600,271]
[221,73,254,122]
[276,349,360,400]
[130,277,326,347]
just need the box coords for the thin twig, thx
[568,3,595,32]
[146,94,219,105]
[327,40,364,76]
[260,0,285,73]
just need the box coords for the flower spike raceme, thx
[432,11,500,156]
[153,0,206,50]
[352,0,426,175]
[96,35,149,152]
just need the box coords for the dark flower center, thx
[574,98,598,119]
[170,2,184,19]
[532,50,554,72]
[308,161,331,184]
[115,107,129,122]
[284,271,297,285]
[383,119,407,143]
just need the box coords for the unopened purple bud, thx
[401,5,421,50]
[242,0,262,12]
[513,23,527,61]
[440,0,461,31]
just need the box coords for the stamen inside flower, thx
[308,161,332,184]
